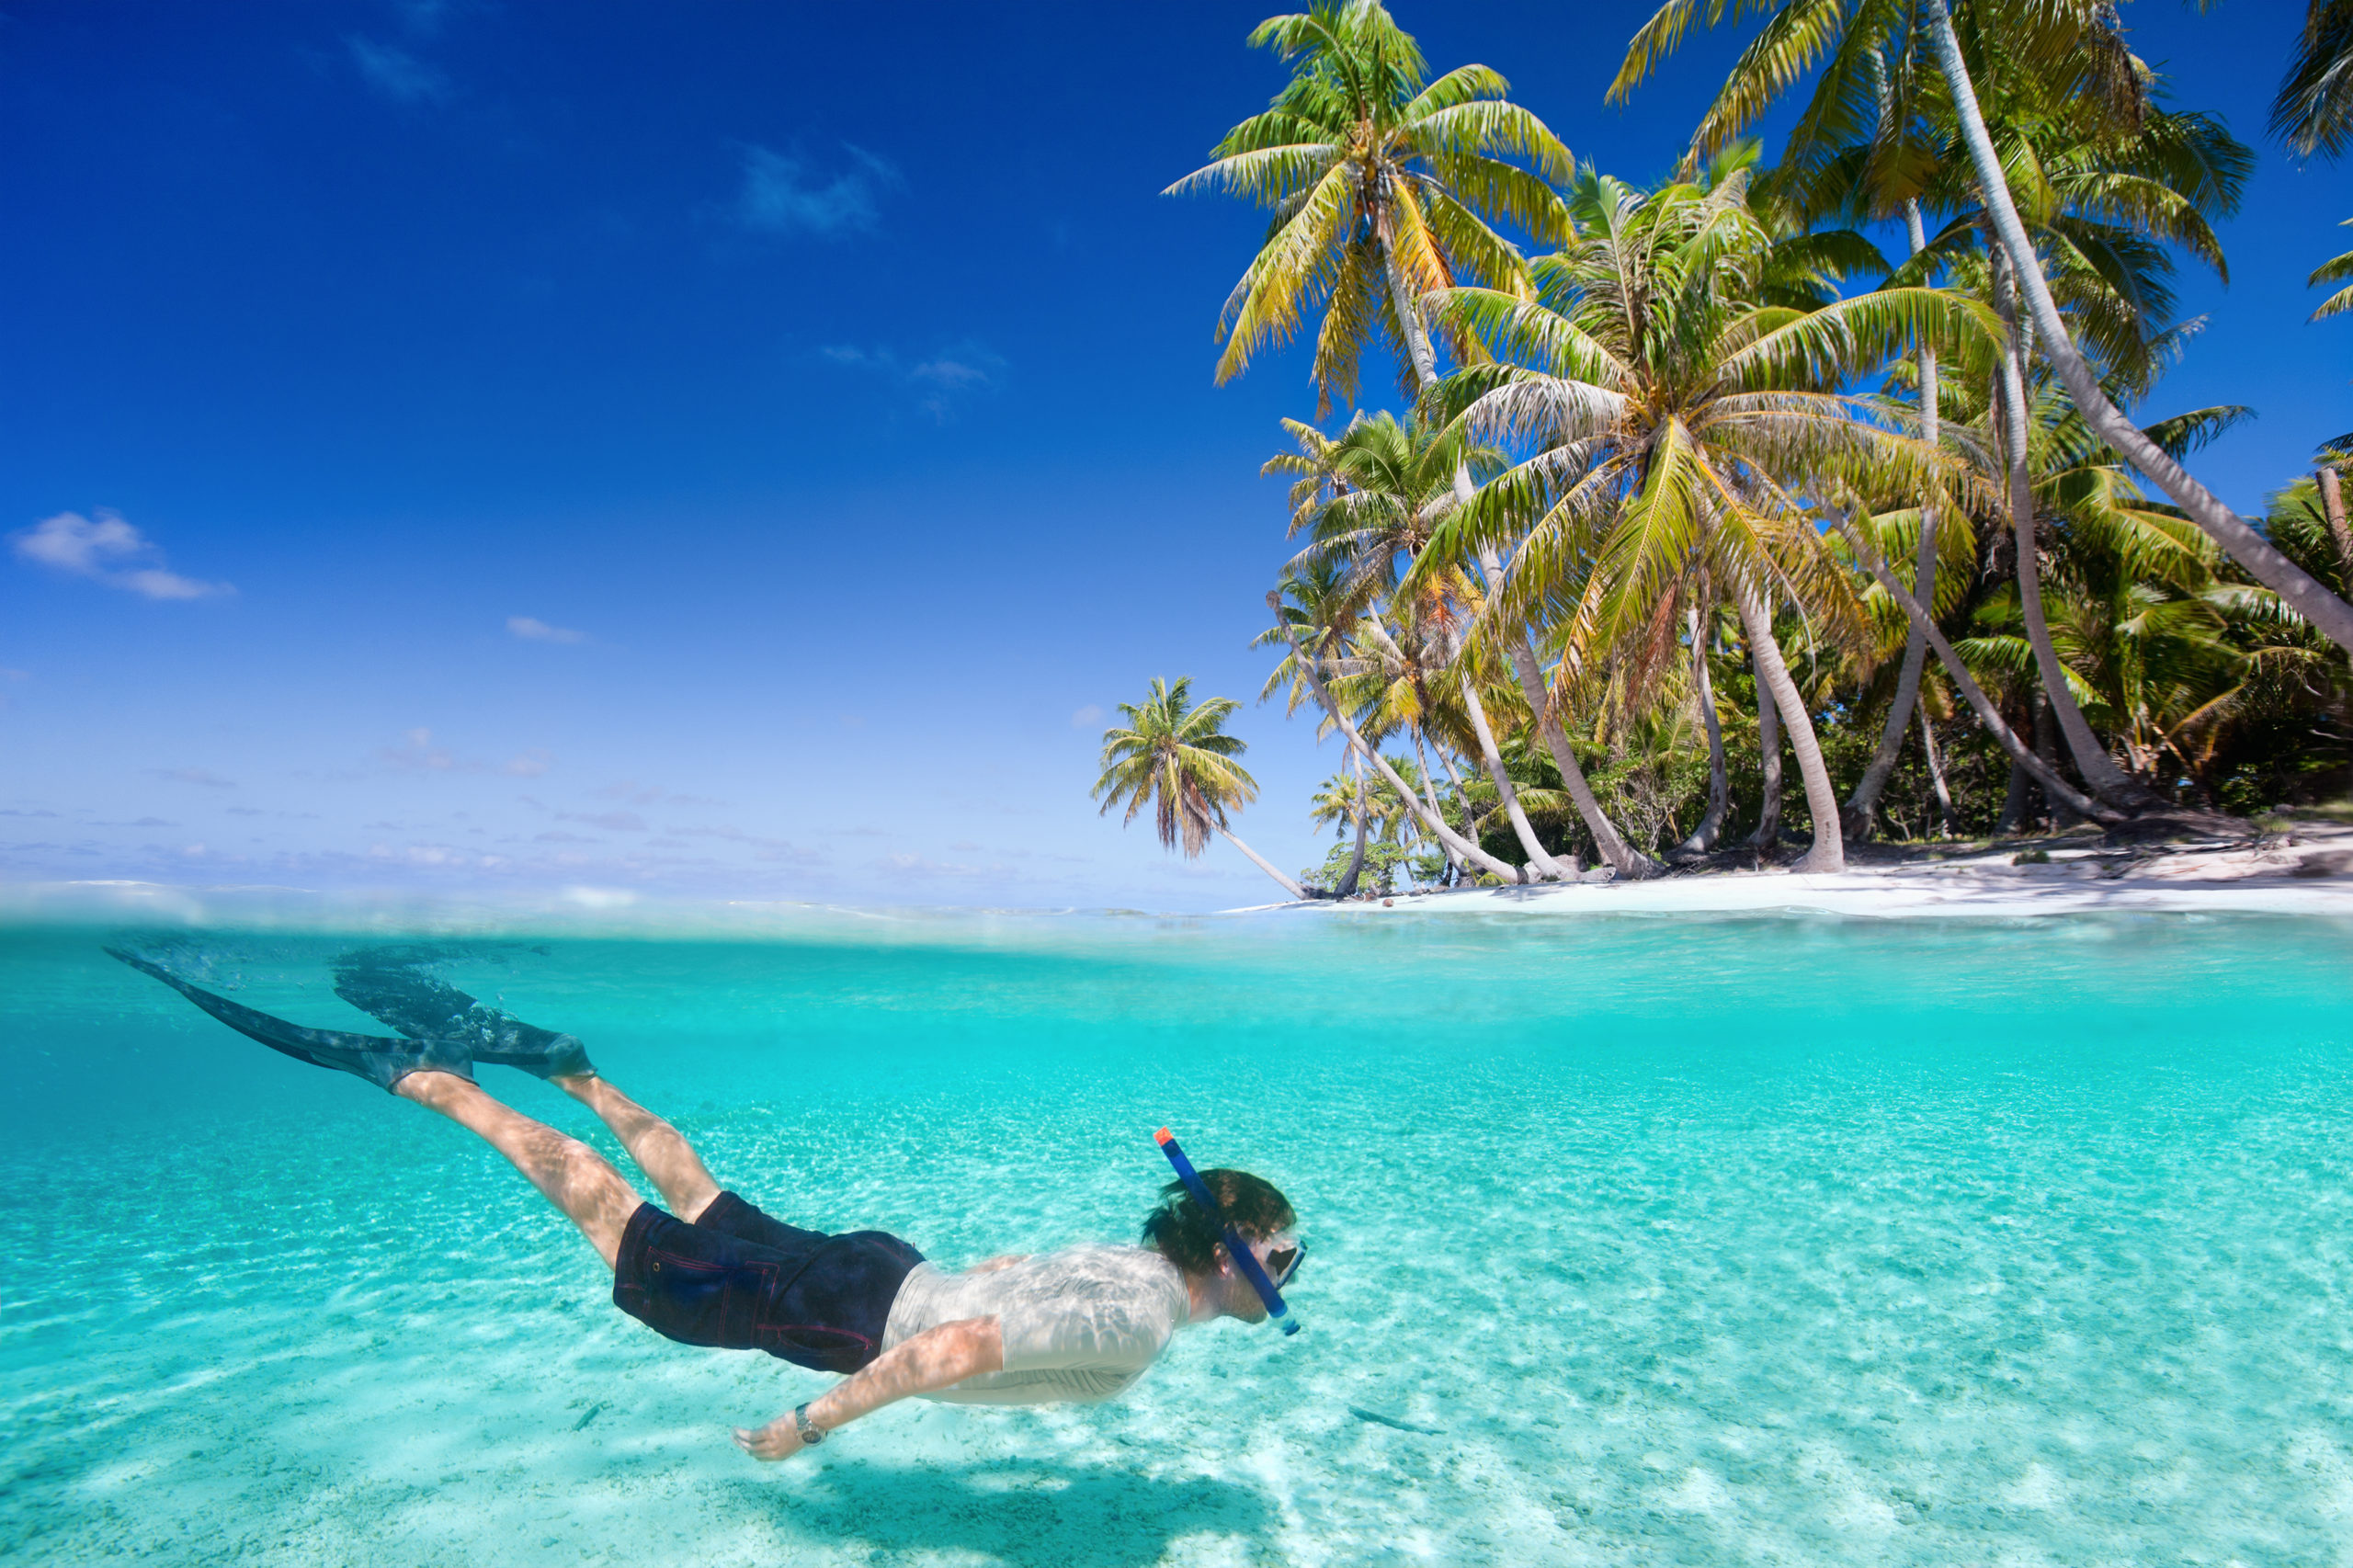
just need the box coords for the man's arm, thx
[732,1316,1004,1461]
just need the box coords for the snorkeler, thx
[107,947,1305,1461]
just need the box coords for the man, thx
[108,947,1305,1461]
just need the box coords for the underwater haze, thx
[6,908,2353,1566]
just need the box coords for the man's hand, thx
[732,1418,805,1462]
[963,1255,1028,1275]
[730,1318,1004,1465]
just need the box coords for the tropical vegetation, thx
[1099,0,2353,902]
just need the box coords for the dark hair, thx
[1141,1168,1295,1277]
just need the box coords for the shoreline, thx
[1236,822,2353,920]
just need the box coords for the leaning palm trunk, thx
[1495,619,1655,877]
[1270,595,1522,881]
[1392,240,1648,878]
[1675,604,1731,858]
[1334,749,1370,897]
[1430,742,1486,875]
[1458,676,1569,881]
[1735,590,1844,872]
[1920,708,1953,837]
[2321,468,2353,593]
[1993,267,2159,812]
[1847,528,2125,824]
[1749,642,1782,852]
[1845,202,1943,837]
[1213,823,1306,902]
[1411,731,1464,881]
[1920,0,2353,658]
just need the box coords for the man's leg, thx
[395,1071,643,1267]
[551,1074,722,1225]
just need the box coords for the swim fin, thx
[330,952,596,1082]
[106,948,476,1094]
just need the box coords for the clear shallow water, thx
[6,909,2353,1566]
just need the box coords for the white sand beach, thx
[1253,821,2353,920]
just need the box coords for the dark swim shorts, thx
[610,1191,926,1374]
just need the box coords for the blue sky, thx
[3,1,2346,913]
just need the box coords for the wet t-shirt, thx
[880,1244,1191,1404]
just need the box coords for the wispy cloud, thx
[562,810,647,833]
[347,37,452,105]
[146,767,236,789]
[503,749,552,778]
[1071,704,1104,728]
[14,511,231,599]
[507,615,585,644]
[818,340,1006,420]
[734,143,900,238]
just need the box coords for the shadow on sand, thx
[757,1455,1276,1566]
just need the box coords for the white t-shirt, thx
[880,1244,1192,1405]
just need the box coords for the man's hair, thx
[1140,1168,1294,1276]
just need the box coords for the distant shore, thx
[1238,818,2353,919]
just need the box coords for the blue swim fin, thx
[106,948,476,1094]
[330,950,596,1081]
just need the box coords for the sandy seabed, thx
[7,902,2353,1565]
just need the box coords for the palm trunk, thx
[1997,743,2031,835]
[1334,748,1370,897]
[1738,590,1844,871]
[1384,235,1644,879]
[1458,676,1567,881]
[1845,200,1943,838]
[1411,730,1463,881]
[1380,237,1442,388]
[1919,707,1953,838]
[1495,617,1654,877]
[1749,642,1782,852]
[1269,594,1521,880]
[1675,603,1730,858]
[1431,744,1483,874]
[1847,528,2126,824]
[1992,263,2157,812]
[2031,692,2080,830]
[1214,824,1305,902]
[1919,0,2353,657]
[2321,467,2353,593]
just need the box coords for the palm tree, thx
[1279,409,1580,877]
[2275,0,2353,159]
[1093,676,1305,900]
[1165,0,1573,415]
[1422,169,1986,871]
[1613,0,2353,658]
[1258,571,1523,880]
[1176,2,1654,875]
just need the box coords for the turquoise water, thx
[6,909,2353,1565]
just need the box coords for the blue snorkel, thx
[1155,1127,1300,1335]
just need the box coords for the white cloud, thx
[13,511,231,599]
[379,727,461,771]
[1071,704,1104,728]
[817,339,1005,421]
[146,767,236,789]
[347,37,452,105]
[507,615,585,644]
[734,143,899,238]
[503,749,552,778]
[563,810,647,833]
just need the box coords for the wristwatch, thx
[792,1403,826,1447]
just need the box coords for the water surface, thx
[5,910,2351,1565]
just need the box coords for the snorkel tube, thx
[1155,1127,1300,1335]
